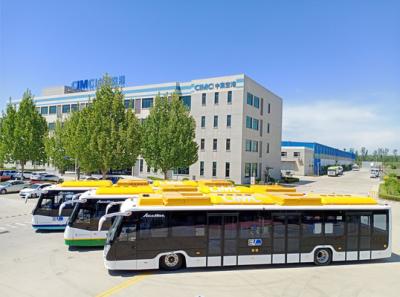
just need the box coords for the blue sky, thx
[0,0,399,152]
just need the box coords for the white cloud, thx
[283,100,400,152]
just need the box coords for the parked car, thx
[37,174,63,183]
[14,171,33,180]
[0,171,12,182]
[19,183,52,199]
[352,164,360,171]
[0,180,29,194]
[30,172,48,181]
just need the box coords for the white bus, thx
[31,181,112,230]
[100,193,391,271]
[62,186,153,246]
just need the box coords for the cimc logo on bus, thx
[71,75,126,91]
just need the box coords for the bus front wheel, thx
[314,248,332,266]
[160,253,183,270]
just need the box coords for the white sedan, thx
[19,183,52,199]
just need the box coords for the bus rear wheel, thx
[314,248,332,266]
[160,253,183,270]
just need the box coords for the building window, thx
[294,152,300,157]
[201,116,206,128]
[147,165,151,173]
[226,115,231,127]
[200,161,204,176]
[142,98,153,109]
[226,138,231,151]
[173,167,189,175]
[49,106,57,114]
[225,162,230,178]
[214,92,219,104]
[268,103,271,114]
[281,152,287,157]
[245,139,252,152]
[254,96,260,108]
[71,104,78,112]
[213,115,218,128]
[212,162,217,177]
[267,142,270,154]
[247,92,253,106]
[200,139,205,150]
[260,98,264,115]
[267,123,270,133]
[48,122,55,130]
[139,159,144,172]
[253,119,259,131]
[202,93,206,106]
[246,116,252,129]
[180,96,191,109]
[227,91,232,104]
[62,104,70,113]
[252,140,258,153]
[245,163,251,178]
[40,106,49,115]
[213,139,218,151]
[124,99,132,109]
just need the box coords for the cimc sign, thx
[71,75,126,91]
[194,81,237,91]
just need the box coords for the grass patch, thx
[379,175,400,201]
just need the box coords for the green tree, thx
[142,93,198,179]
[0,91,47,173]
[45,121,74,174]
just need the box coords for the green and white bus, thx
[62,186,153,246]
[31,181,112,230]
[100,193,391,271]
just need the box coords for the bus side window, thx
[139,213,168,238]
[373,214,387,233]
[325,214,344,236]
[170,212,205,237]
[240,212,262,238]
[302,214,322,236]
[119,218,137,242]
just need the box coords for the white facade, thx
[30,74,283,184]
[281,147,314,176]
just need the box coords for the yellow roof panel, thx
[250,184,297,193]
[60,180,113,188]
[199,185,252,194]
[117,179,149,186]
[197,179,233,187]
[96,185,154,195]
[152,180,198,187]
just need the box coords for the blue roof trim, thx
[282,141,355,160]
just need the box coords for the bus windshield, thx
[107,215,123,244]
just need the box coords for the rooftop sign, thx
[194,80,237,91]
[71,75,126,91]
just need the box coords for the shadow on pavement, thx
[108,252,400,277]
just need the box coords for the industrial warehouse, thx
[281,141,356,176]
[30,74,283,184]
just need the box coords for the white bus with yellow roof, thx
[31,180,112,230]
[62,184,153,246]
[100,187,391,271]
[62,179,200,246]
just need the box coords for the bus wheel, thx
[160,253,183,270]
[314,248,332,265]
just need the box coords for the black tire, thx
[160,253,183,270]
[0,189,7,195]
[314,248,332,266]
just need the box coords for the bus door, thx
[207,213,238,267]
[346,212,372,260]
[272,213,301,264]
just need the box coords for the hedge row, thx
[379,184,400,201]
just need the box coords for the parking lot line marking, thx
[15,223,26,226]
[95,273,150,297]
[6,224,17,228]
